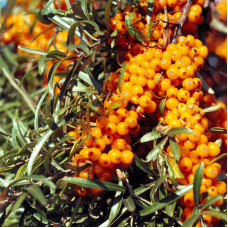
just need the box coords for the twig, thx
[172,0,192,43]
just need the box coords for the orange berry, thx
[144,101,157,114]
[166,98,179,110]
[99,169,112,181]
[108,113,122,125]
[207,186,218,197]
[117,122,129,136]
[88,148,101,161]
[76,186,88,197]
[202,215,212,226]
[125,116,138,128]
[91,127,102,139]
[179,157,193,172]
[98,154,112,168]
[177,88,190,102]
[207,142,220,157]
[105,123,117,135]
[160,58,171,70]
[166,65,179,80]
[197,46,208,58]
[93,138,106,151]
[93,162,104,175]
[187,173,194,184]
[79,170,93,179]
[111,139,127,151]
[159,78,171,92]
[205,165,219,179]
[96,116,108,129]
[90,188,103,195]
[108,149,122,164]
[215,181,227,195]
[211,163,222,174]
[184,190,195,207]
[67,131,80,143]
[131,85,144,96]
[147,79,156,90]
[102,133,113,145]
[128,110,138,119]
[184,140,196,150]
[167,86,178,98]
[196,144,209,157]
[188,130,201,142]
[121,150,134,165]
[82,134,95,147]
[202,177,212,188]
[182,78,195,91]
[139,95,152,107]
[189,150,203,164]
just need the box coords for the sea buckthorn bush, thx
[0,0,226,227]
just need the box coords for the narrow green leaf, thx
[210,127,227,134]
[11,192,28,214]
[8,175,56,194]
[123,197,136,212]
[139,184,193,216]
[165,201,176,218]
[151,175,169,200]
[47,55,75,99]
[200,104,221,113]
[146,136,168,162]
[146,0,154,24]
[2,67,36,114]
[159,98,166,116]
[68,22,80,45]
[80,0,89,18]
[17,45,47,55]
[208,153,227,165]
[201,210,227,222]
[169,137,181,161]
[38,56,46,75]
[134,155,155,175]
[107,181,123,226]
[201,195,223,210]
[172,160,184,179]
[0,178,8,188]
[182,215,200,227]
[168,127,196,137]
[61,177,125,192]
[125,14,147,42]
[105,0,113,31]
[27,113,75,175]
[140,131,162,143]
[24,185,47,207]
[118,63,127,92]
[193,162,204,207]
[34,91,48,133]
[46,50,66,58]
[78,71,103,93]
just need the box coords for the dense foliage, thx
[0,0,227,227]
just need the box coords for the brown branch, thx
[172,0,192,43]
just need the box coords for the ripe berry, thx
[88,148,101,161]
[179,157,193,172]
[108,149,122,164]
[139,95,152,107]
[121,150,134,165]
[207,142,221,157]
[117,122,129,136]
[205,165,219,179]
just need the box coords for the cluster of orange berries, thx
[68,110,137,196]
[109,0,205,51]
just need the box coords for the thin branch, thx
[172,0,192,43]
